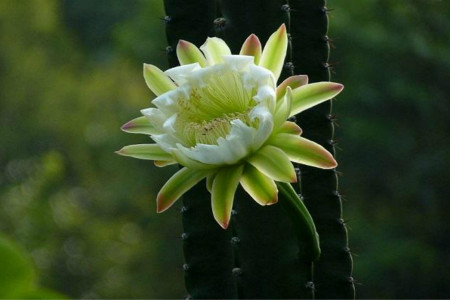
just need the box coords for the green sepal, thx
[211,165,244,229]
[121,116,158,135]
[259,24,288,81]
[290,82,344,116]
[143,64,177,96]
[239,34,262,64]
[247,145,296,183]
[177,40,208,67]
[116,144,172,161]
[269,133,337,169]
[277,181,321,261]
[240,164,278,206]
[157,167,209,212]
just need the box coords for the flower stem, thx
[277,181,321,261]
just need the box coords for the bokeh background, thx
[1,0,449,298]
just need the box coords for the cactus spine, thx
[163,0,354,298]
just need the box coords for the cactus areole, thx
[117,25,343,255]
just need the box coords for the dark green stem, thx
[289,0,355,298]
[164,1,238,298]
[219,1,314,298]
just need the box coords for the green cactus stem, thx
[287,0,355,298]
[218,1,314,298]
[164,1,238,298]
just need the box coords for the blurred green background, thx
[0,0,449,298]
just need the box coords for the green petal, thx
[240,164,278,206]
[121,116,158,135]
[200,37,231,65]
[259,24,288,81]
[172,150,218,170]
[270,133,337,169]
[239,34,262,64]
[206,172,216,193]
[290,82,344,116]
[248,145,296,182]
[273,86,292,130]
[143,64,177,96]
[116,144,172,161]
[276,75,309,100]
[176,40,207,67]
[277,181,321,261]
[276,121,303,135]
[157,168,208,212]
[212,166,243,229]
[154,160,177,167]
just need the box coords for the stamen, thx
[174,68,258,147]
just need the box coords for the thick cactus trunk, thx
[219,1,313,298]
[288,0,355,298]
[163,0,354,298]
[164,1,238,298]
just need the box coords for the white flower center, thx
[144,56,276,165]
[174,68,257,147]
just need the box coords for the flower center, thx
[175,68,257,147]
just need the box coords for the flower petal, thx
[157,168,209,212]
[200,37,231,65]
[164,63,201,86]
[276,75,309,100]
[276,121,303,135]
[176,40,208,67]
[290,82,344,116]
[212,165,243,229]
[270,133,337,169]
[273,86,292,130]
[121,116,159,135]
[115,144,172,161]
[172,148,219,170]
[206,172,216,193]
[239,34,262,64]
[176,119,255,165]
[154,160,177,167]
[240,164,278,206]
[259,24,288,81]
[143,64,177,96]
[248,145,296,182]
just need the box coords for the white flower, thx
[117,24,343,229]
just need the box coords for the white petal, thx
[151,133,181,153]
[200,37,231,65]
[176,119,256,165]
[252,85,276,112]
[141,107,167,130]
[243,65,276,90]
[164,63,201,85]
[222,55,254,72]
[162,113,178,134]
[249,106,274,150]
[151,90,178,115]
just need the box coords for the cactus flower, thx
[117,24,343,229]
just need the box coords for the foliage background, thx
[0,0,449,298]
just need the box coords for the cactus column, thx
[164,1,238,298]
[288,0,355,298]
[163,0,354,298]
[219,0,314,298]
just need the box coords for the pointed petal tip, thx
[266,196,278,206]
[279,23,286,32]
[218,219,230,229]
[156,194,170,213]
[120,122,131,131]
